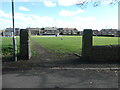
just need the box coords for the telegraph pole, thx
[12,0,17,61]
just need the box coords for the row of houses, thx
[0,28,20,36]
[0,27,120,37]
[0,27,79,36]
[27,27,79,35]
[92,29,120,37]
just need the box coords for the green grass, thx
[1,36,119,57]
[2,37,20,56]
[31,36,119,54]
[32,36,82,54]
[93,36,118,45]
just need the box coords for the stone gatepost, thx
[20,29,31,60]
[82,29,93,59]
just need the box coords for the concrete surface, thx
[2,69,119,88]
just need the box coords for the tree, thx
[76,0,119,7]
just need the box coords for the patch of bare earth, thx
[2,40,81,70]
[31,40,80,63]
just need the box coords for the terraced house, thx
[62,28,78,35]
[43,27,58,35]
[92,30,101,35]
[27,27,41,35]
[4,28,20,36]
[100,29,119,36]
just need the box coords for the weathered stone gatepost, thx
[82,29,93,59]
[20,29,31,60]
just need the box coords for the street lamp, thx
[12,0,17,61]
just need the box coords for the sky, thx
[0,0,118,31]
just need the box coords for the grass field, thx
[2,36,119,57]
[31,36,119,54]
[2,37,20,56]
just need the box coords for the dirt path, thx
[31,40,56,61]
[2,40,119,70]
[31,40,80,63]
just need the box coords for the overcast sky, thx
[0,0,118,31]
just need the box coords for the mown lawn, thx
[1,36,119,61]
[31,36,119,54]
[93,36,118,45]
[1,36,119,57]
[32,36,82,54]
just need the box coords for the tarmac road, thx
[2,68,119,88]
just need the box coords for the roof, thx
[27,28,41,31]
[44,27,57,30]
[63,28,76,30]
[5,28,20,32]
[101,29,117,31]
[92,30,99,31]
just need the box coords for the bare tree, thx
[76,0,119,7]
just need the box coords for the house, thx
[43,27,57,35]
[5,28,20,36]
[100,29,118,36]
[57,28,63,35]
[62,28,78,35]
[27,27,41,35]
[92,30,101,35]
[110,29,118,36]
[5,28,13,37]
[100,29,108,35]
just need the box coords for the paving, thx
[2,68,119,88]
